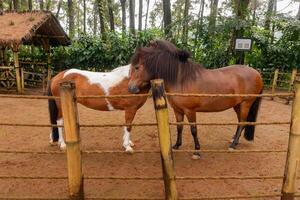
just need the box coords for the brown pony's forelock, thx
[131,40,203,85]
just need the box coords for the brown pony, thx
[48,65,149,152]
[128,40,263,159]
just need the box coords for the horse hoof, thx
[129,141,135,147]
[59,142,66,151]
[228,147,235,151]
[192,154,201,160]
[125,146,134,154]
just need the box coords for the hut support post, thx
[151,79,178,200]
[0,47,4,65]
[60,82,84,200]
[13,50,23,94]
[286,69,297,104]
[271,69,279,100]
[281,80,300,200]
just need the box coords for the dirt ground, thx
[0,88,298,199]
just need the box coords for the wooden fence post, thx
[286,69,297,104]
[60,82,84,200]
[13,51,23,94]
[271,69,279,100]
[281,80,300,200]
[151,79,178,200]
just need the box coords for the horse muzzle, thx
[128,85,140,94]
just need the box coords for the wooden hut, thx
[0,11,70,94]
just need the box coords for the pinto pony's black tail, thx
[48,81,59,142]
[244,91,262,141]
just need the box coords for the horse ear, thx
[177,50,190,62]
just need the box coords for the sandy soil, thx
[0,88,298,199]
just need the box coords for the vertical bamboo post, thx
[271,69,279,100]
[151,79,178,200]
[60,82,84,200]
[20,65,24,92]
[13,51,22,94]
[281,80,300,200]
[286,69,297,104]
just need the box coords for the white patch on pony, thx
[105,99,115,111]
[123,127,134,153]
[57,118,66,150]
[64,65,130,111]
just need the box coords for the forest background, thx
[0,0,299,72]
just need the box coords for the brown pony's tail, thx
[244,90,262,141]
[48,81,59,142]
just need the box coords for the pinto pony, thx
[128,40,264,159]
[48,65,149,152]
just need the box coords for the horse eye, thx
[135,66,139,70]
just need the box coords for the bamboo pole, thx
[60,82,84,200]
[286,69,297,104]
[20,65,24,92]
[281,80,300,200]
[13,51,22,94]
[151,79,178,200]
[271,69,279,100]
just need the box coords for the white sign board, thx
[235,38,252,51]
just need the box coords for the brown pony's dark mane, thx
[131,40,203,85]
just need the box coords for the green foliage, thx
[51,30,161,71]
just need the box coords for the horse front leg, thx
[173,110,184,150]
[186,111,201,159]
[123,109,137,153]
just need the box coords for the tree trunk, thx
[21,0,28,11]
[13,0,19,11]
[83,0,86,33]
[68,0,75,38]
[0,0,3,12]
[208,0,219,33]
[28,0,33,11]
[231,0,250,64]
[56,0,62,17]
[182,0,189,45]
[129,0,135,34]
[162,0,172,39]
[194,0,205,54]
[39,0,44,10]
[138,0,142,31]
[55,0,62,18]
[120,0,126,33]
[46,0,51,10]
[144,0,150,29]
[270,0,277,43]
[97,0,106,37]
[107,0,115,31]
[297,3,300,20]
[264,0,275,30]
[251,0,257,24]
[93,0,98,35]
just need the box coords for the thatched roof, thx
[0,11,70,48]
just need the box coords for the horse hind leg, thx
[172,111,184,150]
[229,102,252,150]
[186,111,201,160]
